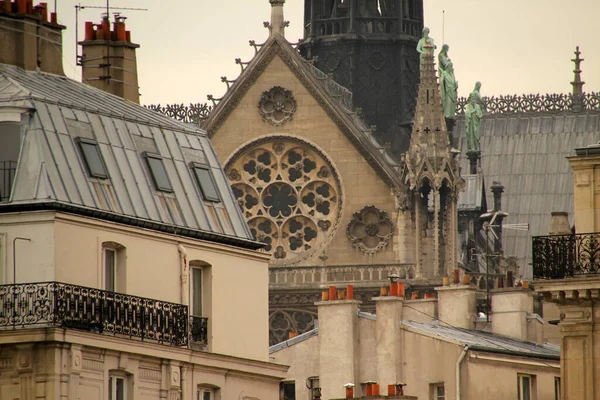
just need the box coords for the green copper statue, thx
[465,82,485,152]
[438,44,458,119]
[416,27,435,60]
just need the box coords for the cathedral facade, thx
[202,0,461,344]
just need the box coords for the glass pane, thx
[80,142,108,178]
[105,249,116,292]
[108,377,113,400]
[116,377,125,400]
[192,268,202,316]
[203,391,212,400]
[522,377,531,400]
[194,167,220,202]
[147,156,173,192]
[437,385,445,399]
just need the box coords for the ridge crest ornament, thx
[258,86,297,126]
[346,205,393,254]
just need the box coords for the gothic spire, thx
[571,46,585,112]
[268,0,286,38]
[405,38,456,191]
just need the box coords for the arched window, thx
[102,242,126,292]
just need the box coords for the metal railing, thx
[0,282,191,347]
[532,233,600,279]
[190,315,208,345]
[0,161,17,201]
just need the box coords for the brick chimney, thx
[79,14,140,103]
[0,0,65,75]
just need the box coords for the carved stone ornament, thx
[226,136,342,265]
[258,86,297,126]
[346,206,393,254]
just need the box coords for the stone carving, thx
[346,206,393,254]
[269,309,317,346]
[258,86,297,126]
[416,27,435,61]
[145,103,212,124]
[465,82,485,153]
[438,44,458,119]
[226,137,342,264]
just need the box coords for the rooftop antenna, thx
[74,2,147,83]
[442,10,445,44]
[479,211,529,322]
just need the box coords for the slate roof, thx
[451,110,600,278]
[0,64,259,248]
[402,320,560,360]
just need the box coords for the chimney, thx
[79,14,140,103]
[0,1,65,75]
[491,287,542,342]
[316,289,360,400]
[435,284,477,329]
[374,288,404,389]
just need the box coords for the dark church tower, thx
[299,0,423,157]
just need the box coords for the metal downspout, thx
[456,345,469,400]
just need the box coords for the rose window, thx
[346,206,393,254]
[225,137,342,264]
[258,86,297,126]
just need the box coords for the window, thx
[518,374,536,400]
[191,164,220,202]
[78,138,109,179]
[430,383,445,400]
[280,381,295,400]
[197,386,215,400]
[108,375,126,400]
[102,242,126,293]
[104,248,117,292]
[145,153,173,192]
[191,267,203,317]
[554,377,561,400]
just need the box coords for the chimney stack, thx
[0,1,65,75]
[79,14,140,103]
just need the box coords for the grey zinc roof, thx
[452,110,600,278]
[0,64,257,246]
[401,320,560,359]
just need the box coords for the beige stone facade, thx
[271,284,560,400]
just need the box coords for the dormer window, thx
[191,163,220,202]
[145,153,173,192]
[77,138,109,179]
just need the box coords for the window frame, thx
[191,266,203,317]
[429,382,445,400]
[517,374,536,400]
[554,376,561,400]
[190,162,221,203]
[144,152,174,193]
[197,386,216,400]
[108,374,127,400]
[104,247,117,292]
[77,137,110,179]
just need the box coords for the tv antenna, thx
[478,211,529,322]
[74,2,147,83]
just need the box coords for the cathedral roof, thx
[202,34,406,189]
[0,63,260,249]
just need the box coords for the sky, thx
[54,0,600,106]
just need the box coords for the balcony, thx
[0,160,17,201]
[532,233,600,280]
[0,282,208,347]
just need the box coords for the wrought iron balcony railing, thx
[190,315,208,345]
[0,282,197,347]
[0,160,17,201]
[532,233,600,280]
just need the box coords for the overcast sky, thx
[55,0,599,106]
